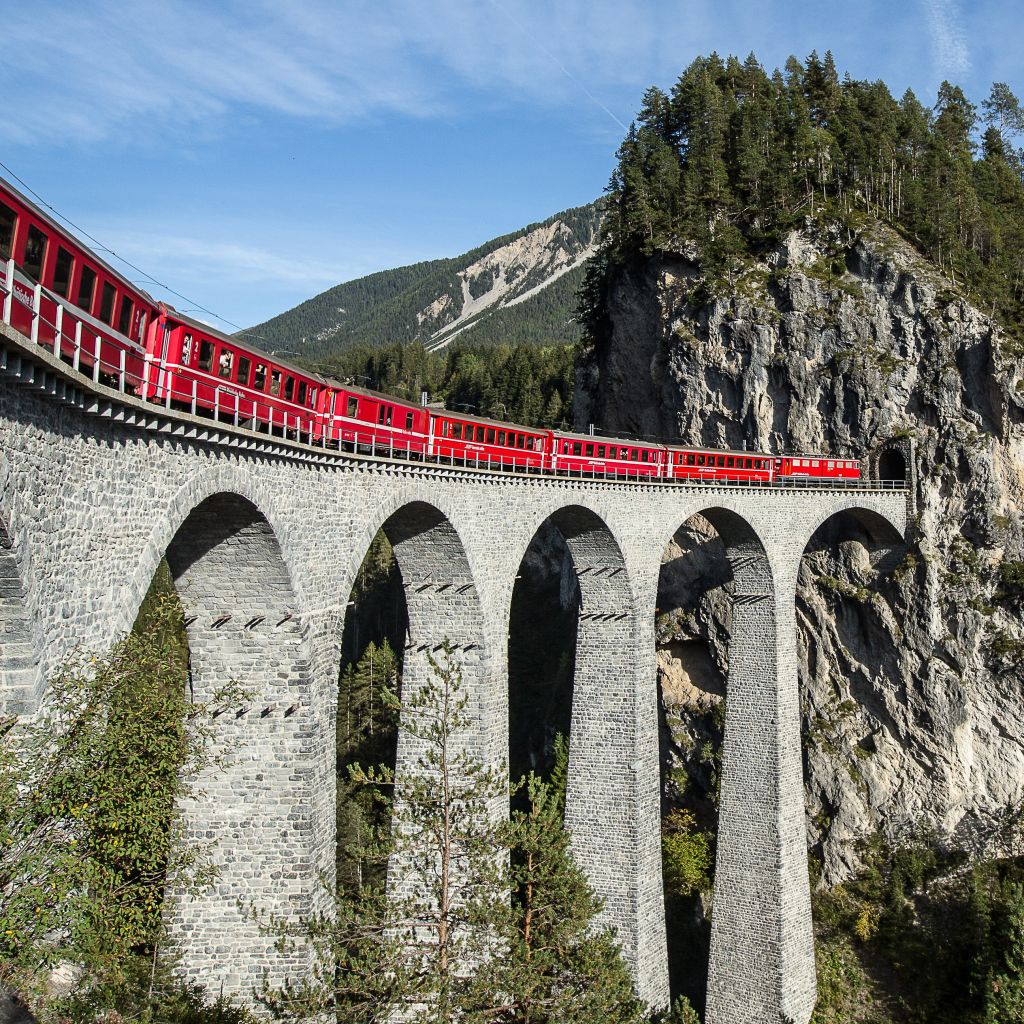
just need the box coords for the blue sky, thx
[2,0,1020,330]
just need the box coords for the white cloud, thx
[921,0,971,76]
[1,0,718,147]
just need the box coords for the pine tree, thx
[985,882,1024,1023]
[478,771,645,1024]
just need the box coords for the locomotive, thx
[0,174,861,485]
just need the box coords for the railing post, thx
[30,284,42,345]
[54,303,63,357]
[92,336,102,383]
[214,387,220,421]
[73,321,82,372]
[118,350,126,392]
[1,259,12,324]
[233,397,239,428]
[142,354,151,398]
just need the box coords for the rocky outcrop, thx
[578,219,1024,883]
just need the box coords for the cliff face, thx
[578,220,1024,882]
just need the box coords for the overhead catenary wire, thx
[0,158,263,340]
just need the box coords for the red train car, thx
[775,455,860,482]
[143,307,325,438]
[0,176,155,388]
[666,447,774,483]
[430,410,548,471]
[550,431,666,478]
[317,385,430,458]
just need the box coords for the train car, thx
[0,175,155,388]
[775,455,860,483]
[430,410,549,471]
[317,385,430,458]
[665,447,774,483]
[145,307,326,438]
[550,430,666,479]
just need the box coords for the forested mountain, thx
[581,51,1024,348]
[245,203,601,356]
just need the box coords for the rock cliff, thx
[577,218,1024,882]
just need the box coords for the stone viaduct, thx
[0,323,907,1024]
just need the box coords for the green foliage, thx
[810,831,1024,1024]
[267,647,642,1024]
[0,566,247,1019]
[585,54,1024,350]
[244,204,601,356]
[311,339,577,429]
[661,810,713,899]
[485,771,646,1024]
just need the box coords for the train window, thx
[309,387,317,405]
[726,456,734,467]
[254,363,267,390]
[52,246,74,298]
[451,422,462,439]
[597,445,606,458]
[498,431,506,446]
[347,396,358,417]
[98,282,116,324]
[269,370,281,396]
[76,265,96,312]
[686,454,696,465]
[486,428,495,444]
[582,444,591,457]
[697,455,706,466]
[283,377,295,401]
[196,340,213,371]
[572,442,582,456]
[812,460,819,468]
[118,296,135,336]
[218,349,234,379]
[237,356,251,385]
[22,225,48,280]
[297,381,307,404]
[0,201,16,262]
[405,411,414,430]
[377,405,392,426]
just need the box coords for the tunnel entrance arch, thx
[878,448,907,484]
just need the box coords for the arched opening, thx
[795,505,913,1014]
[346,502,492,905]
[878,448,907,484]
[655,514,731,1015]
[507,519,578,797]
[656,506,814,1024]
[510,505,665,1005]
[335,527,407,890]
[154,492,317,999]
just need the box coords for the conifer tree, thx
[985,882,1024,1022]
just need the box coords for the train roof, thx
[0,174,158,308]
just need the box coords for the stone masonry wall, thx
[0,327,907,1021]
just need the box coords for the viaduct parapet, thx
[0,325,908,1024]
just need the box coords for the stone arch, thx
[146,489,323,1003]
[868,436,916,496]
[350,500,495,907]
[656,506,815,1024]
[506,503,667,1006]
[795,503,908,885]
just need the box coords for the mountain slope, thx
[246,202,601,357]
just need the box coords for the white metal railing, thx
[0,262,908,493]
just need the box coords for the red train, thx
[0,175,863,486]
